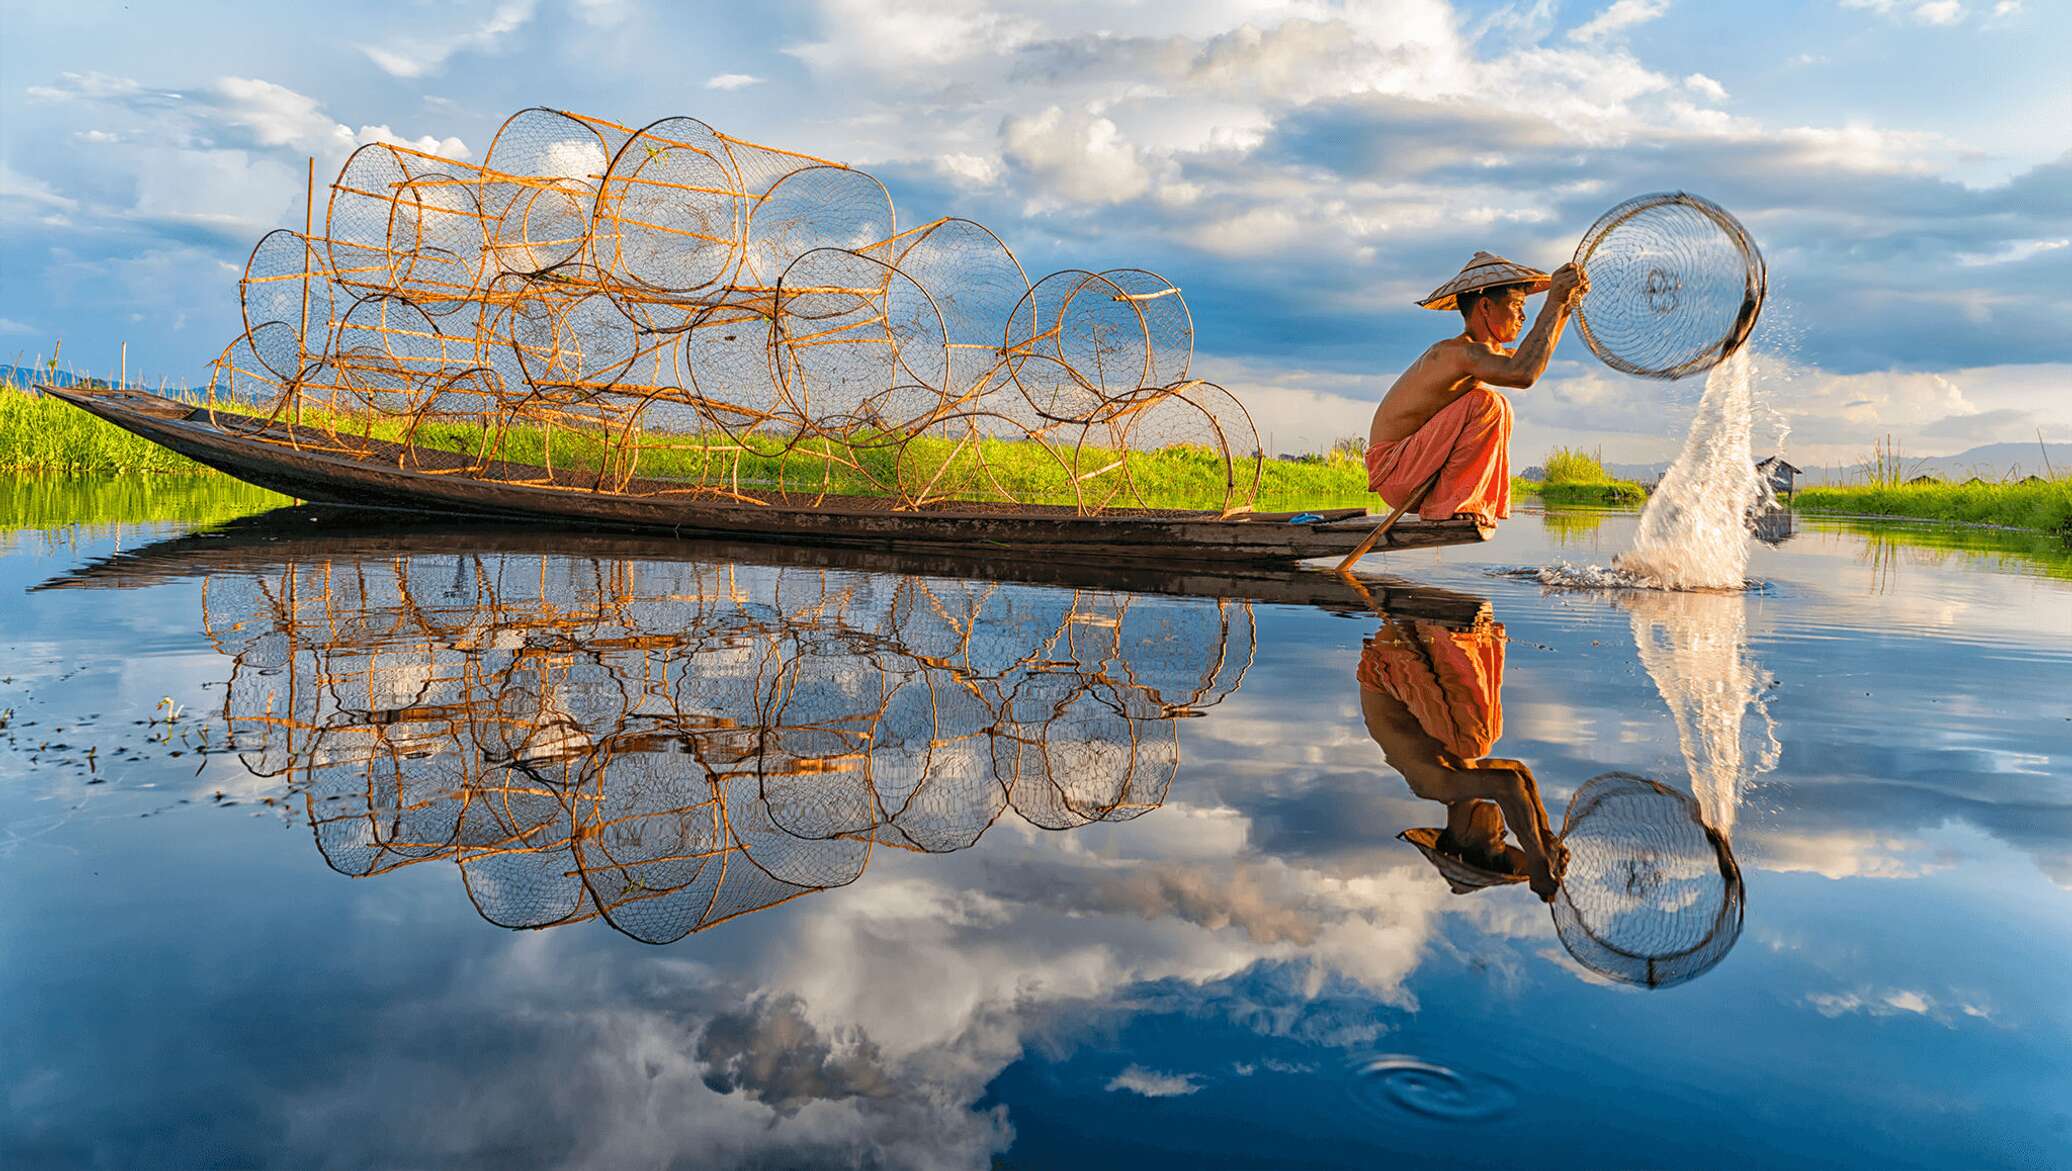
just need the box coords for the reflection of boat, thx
[86,529,1270,943]
[35,504,1494,624]
[43,385,1490,566]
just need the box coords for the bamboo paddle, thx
[1333,468,1444,575]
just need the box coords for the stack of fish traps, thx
[216,108,1262,516]
[201,553,1254,943]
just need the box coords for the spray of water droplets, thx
[1524,347,1767,592]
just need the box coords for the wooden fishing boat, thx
[43,385,1491,567]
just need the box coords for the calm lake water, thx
[3,479,2069,1170]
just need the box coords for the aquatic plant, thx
[1543,446,1613,484]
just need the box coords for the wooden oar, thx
[1334,469,1444,575]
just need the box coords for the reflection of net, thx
[214,108,1259,515]
[1572,192,1765,381]
[201,555,1253,944]
[1551,772,1743,988]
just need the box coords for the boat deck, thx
[43,385,1493,567]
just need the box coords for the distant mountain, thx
[0,365,205,396]
[1793,443,2072,485]
[1580,444,2069,487]
[0,364,102,389]
[1606,461,1670,483]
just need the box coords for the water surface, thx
[3,486,2068,1169]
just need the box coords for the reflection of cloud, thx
[1805,987,1993,1026]
[1078,863,1322,945]
[1747,829,1953,880]
[260,935,1016,1169]
[697,994,895,1117]
[1106,1065,1203,1097]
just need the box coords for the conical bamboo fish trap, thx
[213,108,1260,517]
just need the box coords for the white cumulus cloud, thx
[1684,72,1729,101]
[1001,106,1153,206]
[1569,0,1671,42]
[359,0,537,78]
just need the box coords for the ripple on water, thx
[1347,1055,1517,1123]
[1490,563,1769,593]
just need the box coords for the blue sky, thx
[2,0,2068,462]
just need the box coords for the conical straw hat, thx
[1417,251,1552,311]
[1398,827,1527,894]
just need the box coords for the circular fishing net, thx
[1551,772,1744,988]
[1572,192,1766,381]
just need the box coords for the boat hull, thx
[43,386,1492,567]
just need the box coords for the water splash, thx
[1619,590,1781,836]
[1616,348,1765,589]
[1513,348,1767,591]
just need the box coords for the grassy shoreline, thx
[1517,480,1645,506]
[3,382,1655,513]
[2,474,290,533]
[1793,478,2072,538]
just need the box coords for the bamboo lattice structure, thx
[202,551,1254,943]
[211,108,1262,514]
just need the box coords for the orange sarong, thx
[1355,618,1506,758]
[1363,386,1512,525]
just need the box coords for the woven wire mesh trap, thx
[1551,771,1744,988]
[201,553,1255,944]
[1571,191,1766,381]
[212,108,1260,516]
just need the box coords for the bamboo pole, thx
[298,155,313,431]
[1334,469,1443,575]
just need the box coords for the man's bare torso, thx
[1368,336,1507,449]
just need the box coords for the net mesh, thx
[201,551,1253,943]
[212,107,1257,516]
[1572,192,1766,381]
[1551,771,1744,988]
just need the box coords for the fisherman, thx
[1365,253,1589,527]
[1355,611,1566,901]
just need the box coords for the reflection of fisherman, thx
[1357,615,1567,902]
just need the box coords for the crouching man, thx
[1365,252,1588,527]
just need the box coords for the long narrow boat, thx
[43,385,1491,567]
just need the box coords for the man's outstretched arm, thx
[1458,263,1588,389]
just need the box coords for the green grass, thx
[5,379,1664,515]
[2,381,1385,513]
[1794,477,2072,537]
[0,380,214,473]
[1802,516,2072,581]
[1,474,289,534]
[1516,479,1646,506]
[1509,445,1646,506]
[1542,446,1611,484]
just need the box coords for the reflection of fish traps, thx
[200,553,1250,943]
[205,107,1256,515]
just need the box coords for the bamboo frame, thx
[201,553,1252,942]
[212,106,1259,516]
